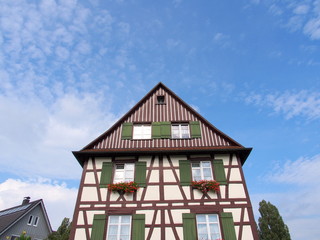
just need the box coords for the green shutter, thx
[91,214,106,240]
[152,122,161,138]
[213,159,227,185]
[132,214,145,240]
[190,121,201,138]
[100,162,113,188]
[179,160,191,186]
[134,162,147,187]
[161,121,171,138]
[182,213,197,240]
[152,122,171,139]
[221,212,237,240]
[121,122,133,139]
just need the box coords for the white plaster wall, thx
[135,210,156,225]
[74,229,86,239]
[170,155,187,162]
[242,225,254,240]
[224,208,242,222]
[167,209,190,224]
[228,184,246,198]
[229,168,242,181]
[149,169,159,182]
[220,185,226,199]
[150,228,161,240]
[214,154,230,165]
[84,172,96,184]
[77,211,84,225]
[232,154,239,166]
[144,186,160,200]
[164,185,183,200]
[81,187,98,201]
[139,156,152,166]
[95,158,111,169]
[165,227,175,239]
[182,186,191,199]
[100,188,108,201]
[87,158,93,170]
[163,169,176,182]
[86,210,105,224]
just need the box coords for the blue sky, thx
[0,0,320,238]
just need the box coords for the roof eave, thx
[73,147,252,167]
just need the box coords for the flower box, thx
[191,180,220,193]
[107,181,139,194]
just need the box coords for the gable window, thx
[172,123,190,138]
[133,124,151,139]
[27,215,33,225]
[191,161,213,181]
[107,215,132,240]
[156,95,165,104]
[114,163,135,183]
[196,214,222,240]
[33,216,39,226]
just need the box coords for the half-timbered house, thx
[70,82,259,240]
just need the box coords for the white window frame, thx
[171,123,190,139]
[133,124,151,139]
[106,215,132,240]
[114,163,135,183]
[191,161,213,181]
[196,214,222,240]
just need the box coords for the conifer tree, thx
[46,217,72,240]
[258,200,291,240]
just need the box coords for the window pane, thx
[121,215,131,223]
[120,225,130,235]
[210,224,220,235]
[192,162,200,168]
[109,216,119,223]
[202,161,211,167]
[108,225,118,235]
[196,214,206,222]
[126,163,134,170]
[203,168,212,179]
[192,169,201,180]
[116,164,125,169]
[208,214,218,222]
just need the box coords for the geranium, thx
[191,180,220,193]
[107,181,139,193]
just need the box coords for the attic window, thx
[157,95,165,104]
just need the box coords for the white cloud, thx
[268,154,320,184]
[0,91,118,179]
[304,17,320,40]
[0,178,78,230]
[293,4,310,15]
[252,154,320,240]
[245,90,320,120]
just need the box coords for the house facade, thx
[0,197,52,240]
[70,83,259,240]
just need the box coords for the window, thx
[114,163,135,183]
[107,215,132,240]
[133,124,151,139]
[27,215,33,225]
[157,95,165,104]
[196,214,222,240]
[171,123,190,138]
[192,161,213,181]
[33,216,39,226]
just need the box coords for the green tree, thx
[46,218,72,240]
[258,200,291,240]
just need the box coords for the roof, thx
[0,199,52,235]
[73,82,252,165]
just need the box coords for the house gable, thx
[74,83,250,165]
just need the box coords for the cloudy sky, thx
[0,0,320,238]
